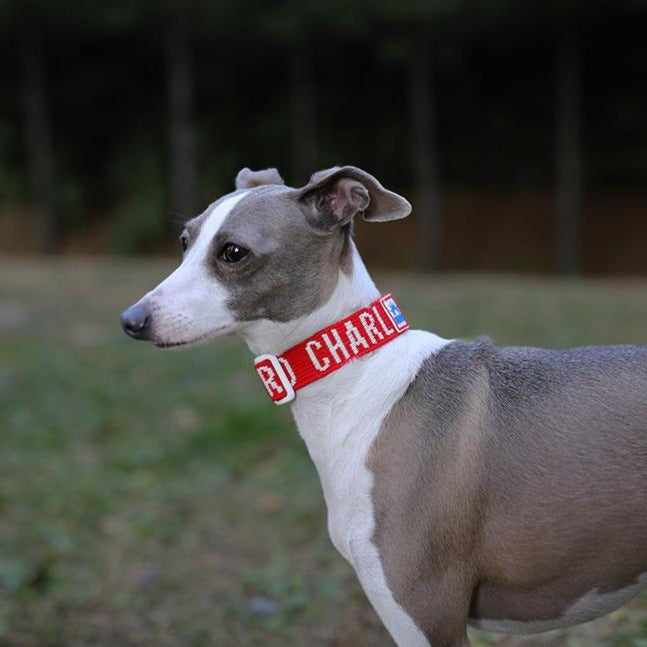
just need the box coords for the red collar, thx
[254,294,409,404]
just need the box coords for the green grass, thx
[1,257,646,646]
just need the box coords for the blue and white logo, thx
[382,296,407,330]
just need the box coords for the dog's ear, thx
[235,167,285,190]
[297,166,411,230]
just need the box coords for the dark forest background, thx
[1,0,646,273]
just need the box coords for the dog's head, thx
[120,166,410,349]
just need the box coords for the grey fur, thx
[182,167,410,322]
[207,184,349,322]
[369,338,647,644]
[235,167,285,190]
[300,166,412,223]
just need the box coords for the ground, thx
[1,257,646,647]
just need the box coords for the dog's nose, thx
[120,302,151,340]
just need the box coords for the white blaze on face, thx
[142,191,249,347]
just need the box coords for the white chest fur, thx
[291,329,449,647]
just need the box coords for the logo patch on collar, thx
[381,294,407,331]
[254,294,409,404]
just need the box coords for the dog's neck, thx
[238,239,446,511]
[238,240,380,358]
[238,240,421,454]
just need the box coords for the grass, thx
[1,256,646,646]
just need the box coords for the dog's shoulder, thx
[403,336,647,423]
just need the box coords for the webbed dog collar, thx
[254,294,409,404]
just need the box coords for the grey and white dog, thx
[121,166,647,647]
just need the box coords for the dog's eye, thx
[219,242,249,263]
[179,233,188,252]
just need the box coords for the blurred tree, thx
[555,28,582,275]
[372,0,513,271]
[258,1,321,182]
[19,9,57,252]
[290,35,318,183]
[408,33,441,272]
[167,4,197,217]
[378,0,468,272]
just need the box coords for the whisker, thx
[169,211,188,226]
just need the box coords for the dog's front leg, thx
[350,539,471,647]
[359,571,471,647]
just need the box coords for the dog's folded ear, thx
[235,167,285,190]
[297,166,411,230]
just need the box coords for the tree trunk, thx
[555,31,582,275]
[290,39,317,183]
[21,24,57,252]
[168,15,196,217]
[408,38,441,272]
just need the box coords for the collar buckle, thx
[254,353,296,405]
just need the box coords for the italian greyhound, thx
[120,166,647,647]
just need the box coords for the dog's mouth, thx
[153,326,231,349]
[154,339,197,349]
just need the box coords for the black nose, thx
[120,302,151,340]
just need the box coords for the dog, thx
[120,166,647,647]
